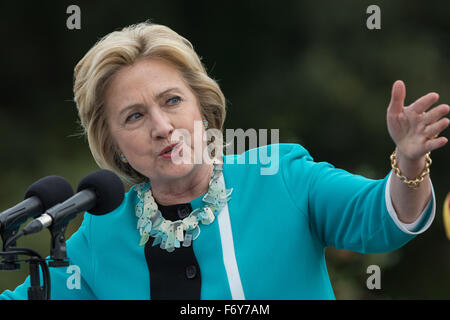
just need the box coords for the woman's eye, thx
[166,96,181,106]
[125,112,142,122]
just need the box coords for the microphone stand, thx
[0,247,51,300]
[0,222,70,299]
[48,223,70,267]
[27,255,46,300]
[0,219,71,299]
[0,228,20,270]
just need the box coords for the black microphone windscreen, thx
[24,176,74,210]
[76,170,124,215]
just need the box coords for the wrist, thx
[395,147,427,178]
[390,148,432,189]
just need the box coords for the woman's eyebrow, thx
[155,87,182,99]
[118,87,183,116]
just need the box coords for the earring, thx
[119,153,128,163]
[202,119,209,129]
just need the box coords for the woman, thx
[1,21,448,299]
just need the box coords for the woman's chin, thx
[157,160,196,179]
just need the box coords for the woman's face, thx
[104,57,205,184]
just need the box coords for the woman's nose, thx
[149,110,173,140]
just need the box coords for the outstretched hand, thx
[387,80,450,160]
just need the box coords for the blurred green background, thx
[0,0,449,299]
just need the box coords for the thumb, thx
[388,80,406,114]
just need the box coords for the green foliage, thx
[0,0,448,299]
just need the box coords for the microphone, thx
[0,176,73,270]
[0,176,74,234]
[23,169,125,235]
[19,169,124,267]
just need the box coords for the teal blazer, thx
[0,143,435,299]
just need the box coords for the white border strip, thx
[217,174,245,300]
[385,171,435,234]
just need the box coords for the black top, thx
[144,201,201,300]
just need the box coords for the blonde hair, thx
[73,21,227,185]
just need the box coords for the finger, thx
[410,92,439,114]
[424,117,450,138]
[425,136,448,152]
[388,80,406,115]
[422,104,450,125]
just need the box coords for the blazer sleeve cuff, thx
[385,170,435,235]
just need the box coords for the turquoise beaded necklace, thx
[134,161,233,252]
